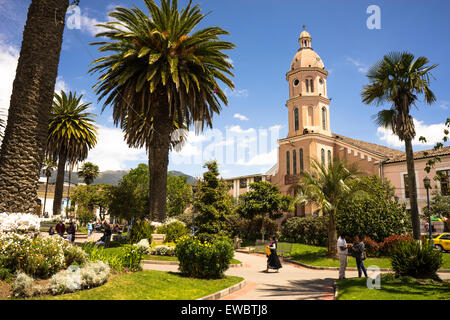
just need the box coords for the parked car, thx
[431,233,450,252]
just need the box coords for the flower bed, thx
[0,212,40,233]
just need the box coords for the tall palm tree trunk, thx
[327,211,338,258]
[0,0,69,213]
[148,106,171,222]
[53,149,67,216]
[405,137,421,240]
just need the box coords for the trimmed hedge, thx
[280,216,328,246]
[175,235,233,279]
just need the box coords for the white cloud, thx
[0,42,19,134]
[236,148,277,166]
[55,76,69,93]
[346,57,369,74]
[233,113,249,121]
[224,87,249,98]
[439,101,449,110]
[85,125,147,171]
[377,118,448,148]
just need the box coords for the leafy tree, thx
[0,0,69,213]
[295,159,362,257]
[195,161,233,239]
[337,175,411,242]
[78,162,100,185]
[108,164,149,222]
[89,0,235,222]
[236,181,293,241]
[362,51,437,240]
[71,183,113,221]
[46,91,97,216]
[422,191,450,220]
[167,174,192,217]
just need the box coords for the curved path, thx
[142,252,450,300]
[143,252,351,300]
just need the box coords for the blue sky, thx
[0,0,449,178]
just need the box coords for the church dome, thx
[291,48,324,69]
[291,29,324,70]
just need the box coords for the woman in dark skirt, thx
[265,236,282,272]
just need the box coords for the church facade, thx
[226,29,450,218]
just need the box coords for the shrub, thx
[390,241,443,278]
[135,238,151,254]
[156,220,188,243]
[362,236,382,257]
[12,272,35,298]
[0,212,41,233]
[151,245,176,256]
[80,261,110,288]
[129,221,154,244]
[120,244,143,271]
[175,235,234,278]
[380,235,414,256]
[82,242,143,272]
[0,233,66,279]
[280,216,328,246]
[61,244,88,267]
[0,267,12,281]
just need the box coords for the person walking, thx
[265,236,282,273]
[337,233,349,280]
[352,235,368,278]
[48,226,55,236]
[55,220,65,238]
[67,221,76,244]
[87,220,93,238]
[103,221,112,248]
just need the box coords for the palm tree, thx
[0,0,69,213]
[295,159,362,258]
[78,162,100,185]
[47,91,97,216]
[89,0,235,222]
[41,158,57,216]
[362,52,437,241]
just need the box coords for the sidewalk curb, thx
[197,280,247,300]
[142,260,244,268]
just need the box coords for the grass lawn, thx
[250,242,450,270]
[37,271,243,300]
[336,274,450,300]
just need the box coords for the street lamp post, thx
[423,176,433,245]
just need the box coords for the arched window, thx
[293,150,297,174]
[305,79,309,92]
[321,148,325,166]
[294,108,299,131]
[300,148,304,172]
[286,151,290,175]
[328,150,332,166]
[310,79,314,92]
[322,107,327,130]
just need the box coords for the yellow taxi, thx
[432,233,450,252]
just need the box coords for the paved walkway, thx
[143,252,350,300]
[142,251,450,300]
